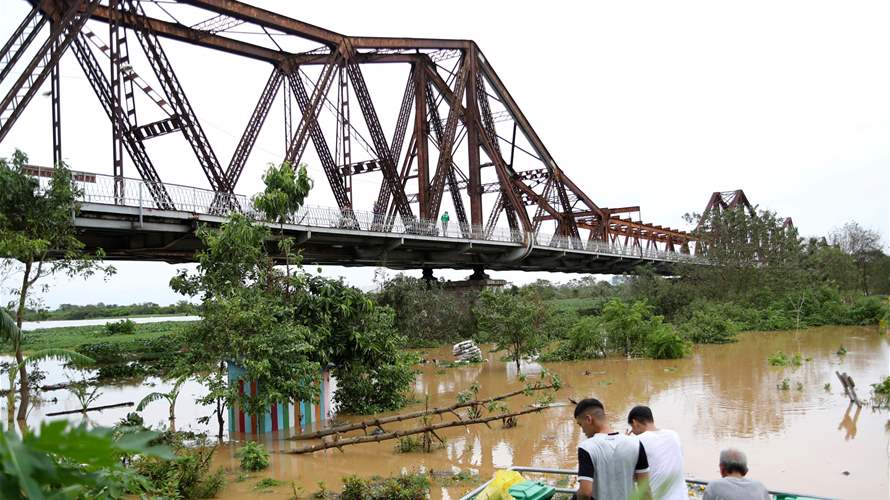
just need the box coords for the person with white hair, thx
[702,448,770,500]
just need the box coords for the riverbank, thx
[10,320,193,353]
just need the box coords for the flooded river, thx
[3,325,887,499]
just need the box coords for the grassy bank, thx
[11,321,191,353]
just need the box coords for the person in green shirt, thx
[440,211,450,235]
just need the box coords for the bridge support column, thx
[422,266,435,284]
[468,265,489,281]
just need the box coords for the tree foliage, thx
[171,163,415,420]
[0,150,114,421]
[0,420,172,499]
[375,274,475,346]
[475,289,544,371]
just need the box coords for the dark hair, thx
[627,405,654,425]
[574,398,604,418]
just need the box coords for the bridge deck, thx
[74,202,693,274]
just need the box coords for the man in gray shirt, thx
[574,398,651,500]
[702,448,770,500]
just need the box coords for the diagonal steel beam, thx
[225,67,282,188]
[427,59,468,220]
[285,61,336,167]
[373,66,415,223]
[0,5,48,84]
[120,0,230,195]
[288,71,351,212]
[345,60,413,224]
[70,34,174,209]
[0,0,100,142]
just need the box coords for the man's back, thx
[578,432,647,500]
[637,429,686,500]
[702,476,770,500]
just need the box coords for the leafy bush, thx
[0,420,172,499]
[104,319,136,335]
[334,352,417,414]
[680,306,739,344]
[540,316,606,361]
[237,441,270,471]
[871,376,890,408]
[767,351,802,367]
[646,326,690,359]
[340,473,430,500]
[254,477,284,491]
[132,437,225,499]
[76,342,125,364]
[849,295,888,325]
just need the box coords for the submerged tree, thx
[475,289,543,372]
[0,151,114,421]
[172,162,415,432]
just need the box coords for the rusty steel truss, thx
[0,0,693,255]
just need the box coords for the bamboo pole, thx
[284,405,551,454]
[288,384,555,441]
[45,401,134,416]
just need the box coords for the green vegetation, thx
[238,441,270,471]
[0,420,172,499]
[254,477,284,491]
[10,320,189,352]
[137,375,188,426]
[130,432,226,499]
[339,472,430,500]
[475,289,546,371]
[375,274,476,346]
[1,150,115,421]
[104,319,136,335]
[21,301,197,322]
[768,351,803,367]
[170,161,415,432]
[871,377,890,408]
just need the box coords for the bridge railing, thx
[34,169,698,264]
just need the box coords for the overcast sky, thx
[1,0,888,308]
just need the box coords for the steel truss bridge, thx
[1,0,703,274]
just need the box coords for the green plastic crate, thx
[508,480,555,500]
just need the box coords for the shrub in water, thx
[646,326,691,359]
[680,307,739,344]
[237,441,270,471]
[104,319,136,335]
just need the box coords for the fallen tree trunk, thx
[285,405,551,454]
[289,384,556,441]
[45,402,133,416]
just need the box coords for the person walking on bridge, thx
[440,211,450,235]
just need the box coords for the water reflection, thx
[2,326,887,499]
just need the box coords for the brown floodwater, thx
[4,325,888,499]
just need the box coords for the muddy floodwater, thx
[4,325,888,499]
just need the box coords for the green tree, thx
[475,289,542,372]
[0,151,114,420]
[172,163,415,422]
[376,274,475,346]
[683,205,804,300]
[830,221,884,294]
